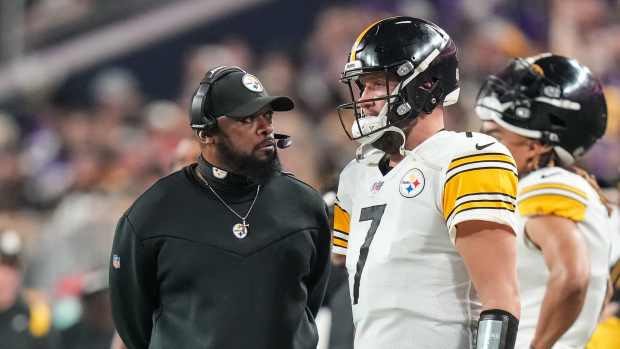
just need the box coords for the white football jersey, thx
[332,130,519,349]
[514,167,612,349]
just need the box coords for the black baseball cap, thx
[209,71,294,118]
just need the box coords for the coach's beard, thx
[216,134,281,184]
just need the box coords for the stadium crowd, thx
[0,0,619,348]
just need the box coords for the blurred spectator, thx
[581,86,620,185]
[169,137,200,172]
[58,269,114,349]
[0,230,57,349]
[28,146,128,294]
[180,41,253,106]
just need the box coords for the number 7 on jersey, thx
[353,204,386,304]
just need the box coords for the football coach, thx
[109,66,331,349]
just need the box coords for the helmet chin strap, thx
[355,125,406,161]
[352,83,409,160]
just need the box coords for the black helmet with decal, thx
[336,16,459,146]
[476,53,607,164]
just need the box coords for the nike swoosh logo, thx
[475,142,496,150]
[540,172,561,179]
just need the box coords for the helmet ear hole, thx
[548,113,567,131]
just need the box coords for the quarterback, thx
[333,17,520,348]
[476,54,611,349]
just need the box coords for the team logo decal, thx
[399,168,425,198]
[232,222,248,239]
[242,74,264,92]
[212,167,228,179]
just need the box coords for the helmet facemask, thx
[337,65,409,138]
[336,58,447,158]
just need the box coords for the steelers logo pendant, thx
[232,222,249,239]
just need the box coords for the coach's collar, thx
[195,155,257,191]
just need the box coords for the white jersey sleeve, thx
[440,132,519,243]
[517,167,590,222]
[332,159,355,255]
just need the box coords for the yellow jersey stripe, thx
[518,194,587,222]
[350,18,385,61]
[448,153,515,171]
[334,228,349,236]
[519,183,587,200]
[456,192,516,201]
[443,168,518,219]
[333,237,348,248]
[446,166,517,186]
[333,204,351,234]
[446,199,516,221]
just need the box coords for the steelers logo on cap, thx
[242,74,264,93]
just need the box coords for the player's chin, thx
[372,132,402,154]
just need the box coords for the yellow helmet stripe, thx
[350,18,385,62]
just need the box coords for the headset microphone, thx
[274,133,292,149]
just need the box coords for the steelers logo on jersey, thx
[399,168,425,198]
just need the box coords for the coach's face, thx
[214,106,280,180]
[217,107,275,159]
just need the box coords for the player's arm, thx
[526,215,590,349]
[455,221,520,349]
[109,214,158,349]
[443,136,521,348]
[455,220,520,317]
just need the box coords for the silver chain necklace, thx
[197,171,260,239]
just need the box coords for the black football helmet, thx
[476,53,607,164]
[336,16,459,147]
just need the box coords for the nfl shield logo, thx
[370,181,384,193]
[112,254,121,269]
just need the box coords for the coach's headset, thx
[190,65,292,148]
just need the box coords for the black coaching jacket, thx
[109,162,331,349]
